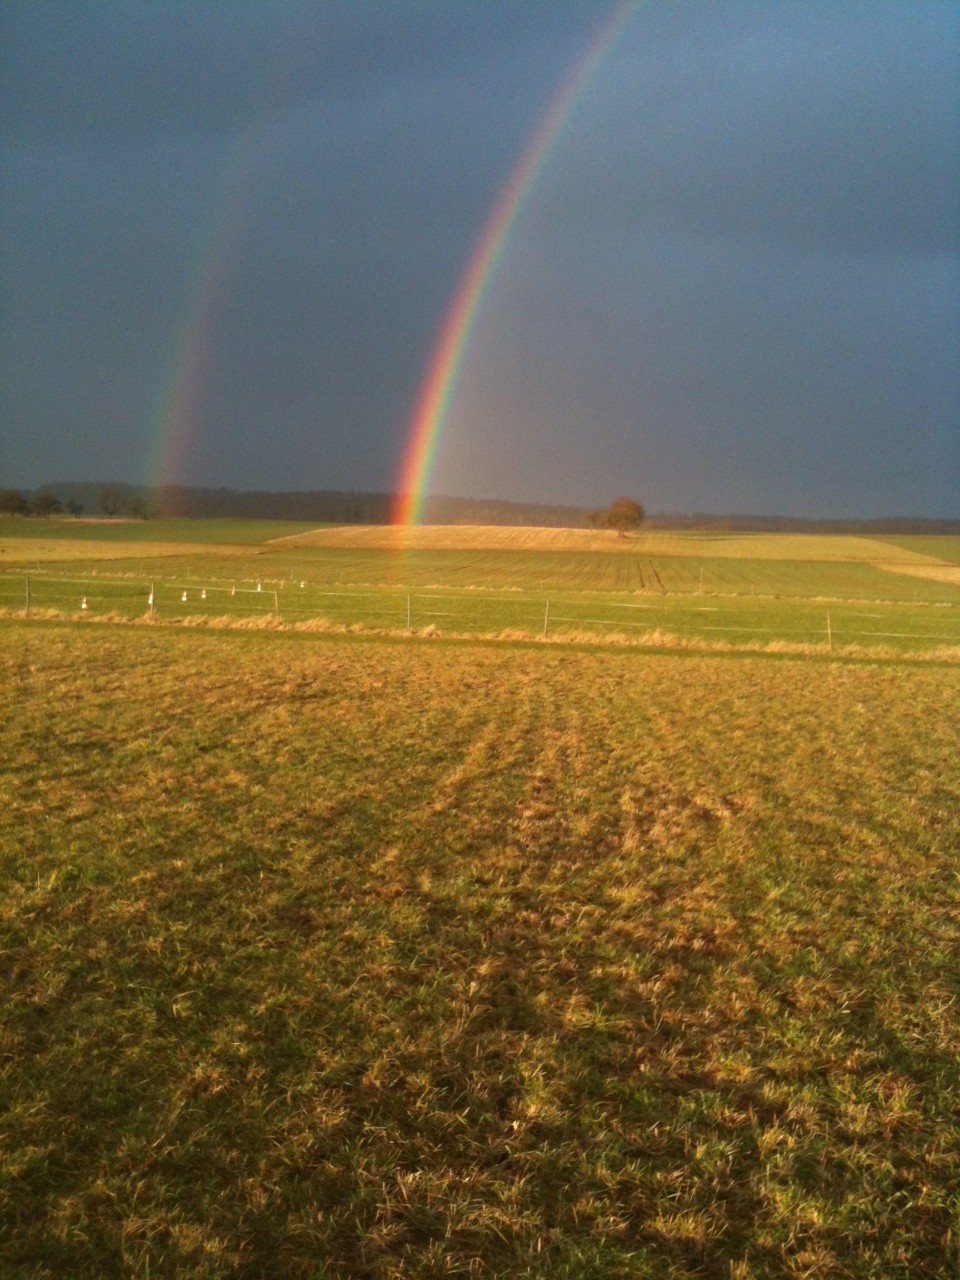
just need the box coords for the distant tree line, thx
[0,488,83,518]
[418,494,588,528]
[0,485,146,519]
[7,483,591,527]
[3,482,958,534]
[640,512,960,534]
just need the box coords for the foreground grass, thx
[2,622,959,1277]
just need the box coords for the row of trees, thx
[1,488,75,517]
[5,483,607,526]
[0,487,145,519]
[3,483,646,532]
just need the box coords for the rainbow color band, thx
[393,2,638,526]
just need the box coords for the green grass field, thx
[2,617,958,1278]
[2,519,959,655]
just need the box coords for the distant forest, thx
[10,481,960,535]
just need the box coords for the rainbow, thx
[145,11,310,502]
[146,240,221,502]
[146,134,258,505]
[393,1,638,526]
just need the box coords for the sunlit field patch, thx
[2,522,959,654]
[2,619,958,1278]
[0,538,252,564]
[270,522,948,563]
[0,517,322,547]
[878,562,960,587]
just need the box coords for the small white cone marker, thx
[231,585,235,596]
[181,591,187,603]
[257,582,262,592]
[300,581,305,588]
[81,597,88,610]
[201,589,207,600]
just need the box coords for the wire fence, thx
[2,572,958,651]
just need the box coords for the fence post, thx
[826,611,833,651]
[407,594,411,629]
[274,589,280,620]
[25,577,29,618]
[543,599,550,638]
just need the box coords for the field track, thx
[880,562,960,586]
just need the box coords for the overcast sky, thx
[2,0,957,517]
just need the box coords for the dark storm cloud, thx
[1,1,957,515]
[572,0,959,255]
[1,1,612,140]
[2,1,612,488]
[428,1,958,516]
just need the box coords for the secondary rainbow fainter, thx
[146,147,253,507]
[392,1,639,528]
[146,254,218,505]
[146,117,286,507]
[145,15,310,503]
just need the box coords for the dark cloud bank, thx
[2,1,957,518]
